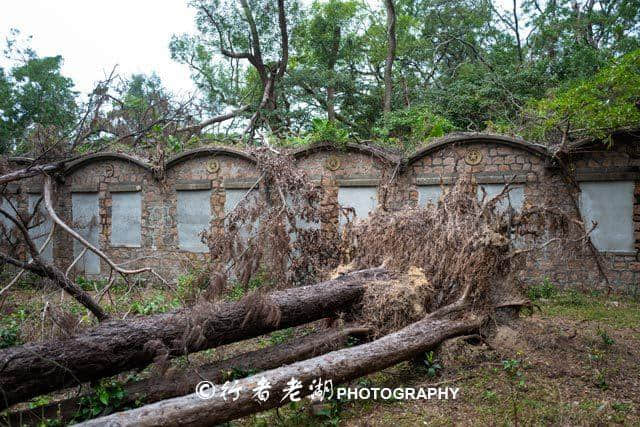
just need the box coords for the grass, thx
[541,289,640,329]
[1,280,639,426]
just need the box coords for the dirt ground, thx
[235,290,640,426]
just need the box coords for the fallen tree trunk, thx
[79,315,484,427]
[5,326,370,426]
[0,268,388,409]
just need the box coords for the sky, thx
[0,0,199,98]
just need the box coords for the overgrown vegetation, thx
[3,0,640,156]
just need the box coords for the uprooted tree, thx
[1,150,587,425]
[76,173,576,426]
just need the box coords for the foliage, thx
[0,29,77,154]
[129,294,179,315]
[523,49,640,142]
[373,105,455,148]
[598,329,615,347]
[527,277,556,300]
[72,380,128,422]
[75,276,110,292]
[308,118,350,147]
[421,350,443,378]
[5,0,640,151]
[0,319,21,349]
[268,327,295,345]
[225,271,267,301]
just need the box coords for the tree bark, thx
[0,161,65,185]
[383,0,396,113]
[326,25,341,122]
[0,268,388,409]
[78,316,483,426]
[5,326,370,426]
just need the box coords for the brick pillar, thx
[634,180,640,252]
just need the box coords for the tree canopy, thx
[2,1,640,154]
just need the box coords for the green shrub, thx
[527,277,556,300]
[308,118,350,148]
[0,321,20,349]
[373,104,455,149]
[129,294,178,315]
[72,380,128,422]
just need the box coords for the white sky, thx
[0,0,198,98]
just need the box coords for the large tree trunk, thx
[383,0,396,113]
[6,326,370,426]
[78,315,483,426]
[0,268,388,409]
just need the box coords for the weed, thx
[75,276,109,292]
[129,294,177,315]
[313,398,345,426]
[612,402,631,412]
[527,277,556,300]
[598,329,615,347]
[269,328,295,345]
[502,359,526,426]
[483,390,498,402]
[421,351,443,378]
[556,290,587,307]
[0,321,20,348]
[594,369,609,390]
[225,272,267,301]
[72,380,128,422]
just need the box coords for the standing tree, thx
[383,0,396,113]
[170,0,297,140]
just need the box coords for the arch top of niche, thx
[63,153,153,175]
[166,147,257,170]
[407,133,550,165]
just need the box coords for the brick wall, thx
[3,134,639,292]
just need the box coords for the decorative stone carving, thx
[206,159,220,173]
[464,149,483,166]
[325,156,341,171]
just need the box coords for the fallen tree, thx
[0,268,388,409]
[77,176,569,425]
[78,315,484,426]
[5,326,370,425]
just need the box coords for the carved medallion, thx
[325,156,341,171]
[206,159,220,174]
[105,164,114,178]
[464,149,483,166]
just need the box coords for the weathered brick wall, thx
[3,134,639,292]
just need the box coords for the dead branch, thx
[0,206,108,322]
[0,223,55,297]
[0,161,65,186]
[42,176,167,285]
